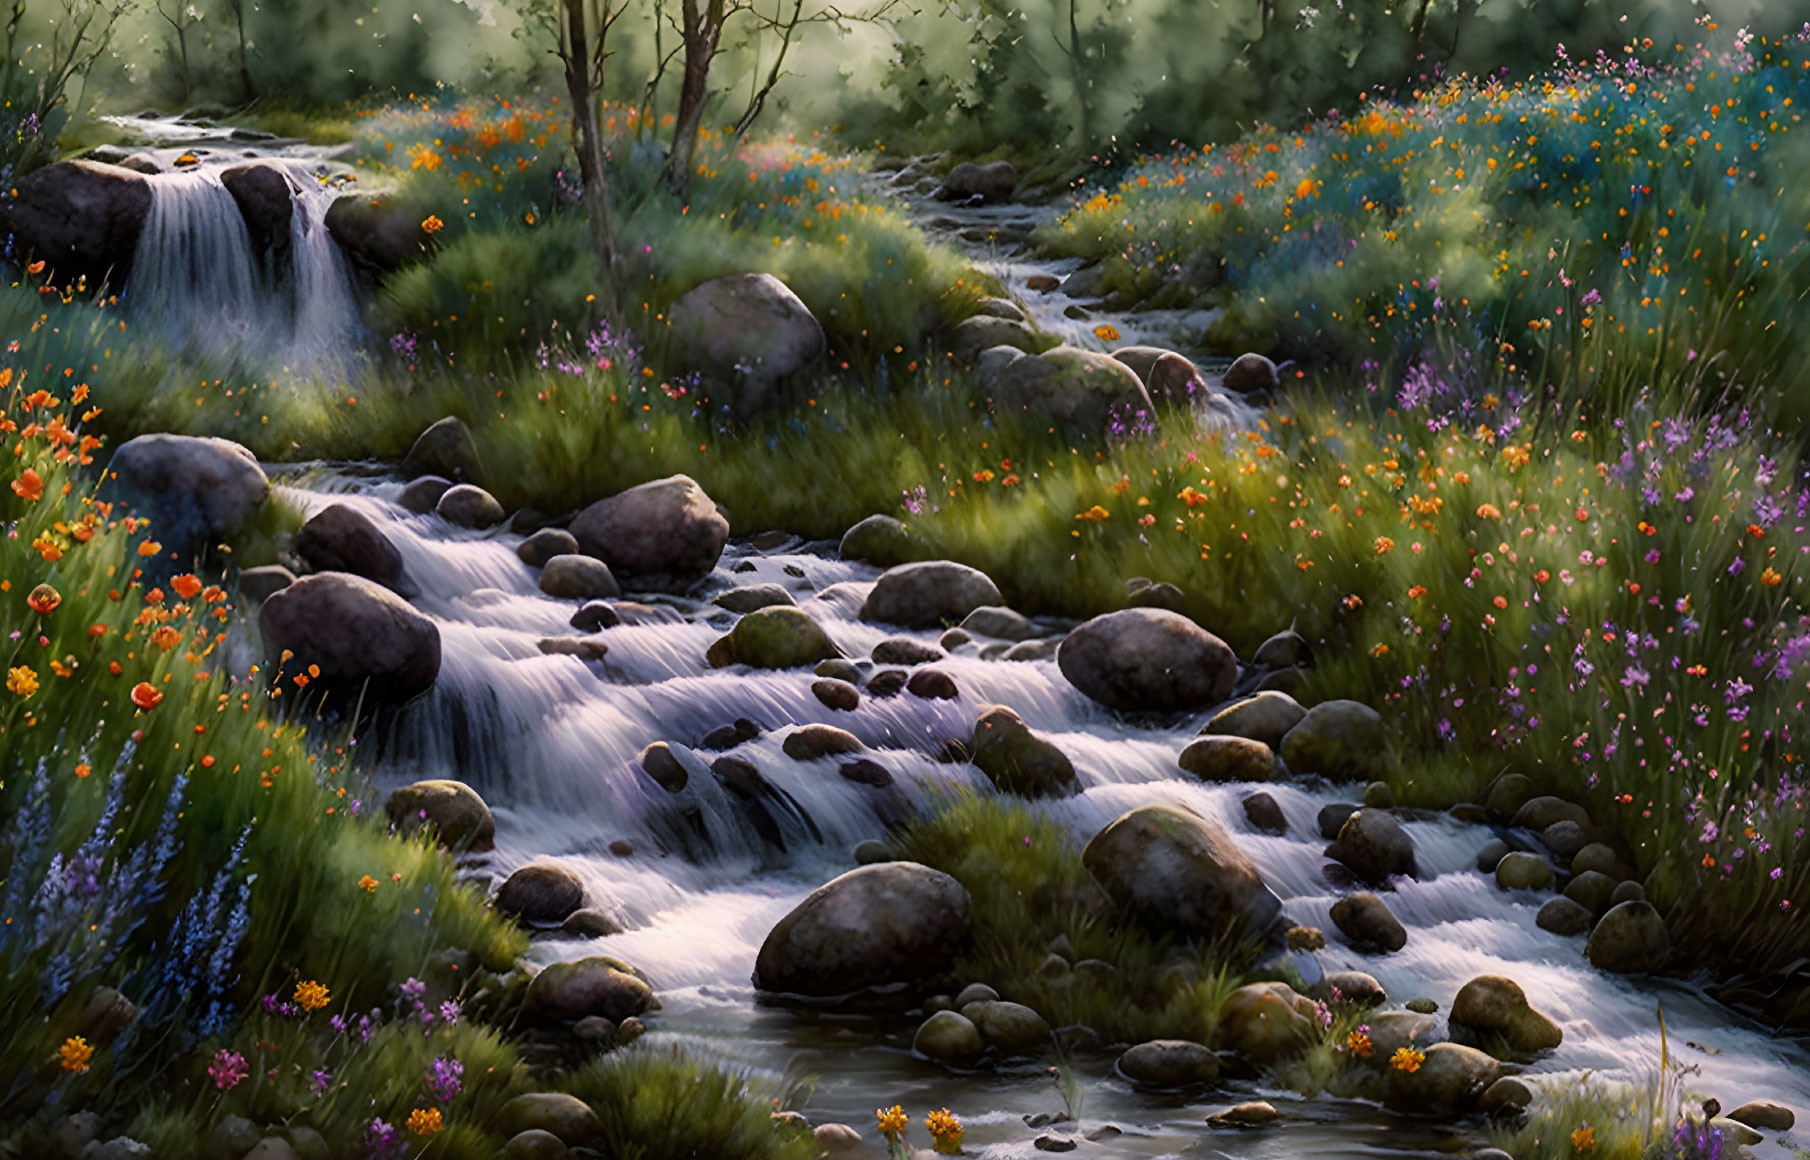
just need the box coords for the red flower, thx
[11,468,43,502]
[130,682,164,710]
[26,584,60,614]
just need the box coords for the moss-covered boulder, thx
[1280,700,1396,781]
[384,779,495,851]
[1178,735,1276,782]
[860,561,1002,628]
[753,863,971,997]
[1216,982,1318,1064]
[839,515,933,567]
[1383,1043,1500,1117]
[1585,901,1671,973]
[1450,975,1563,1055]
[520,957,654,1025]
[969,704,1080,798]
[707,606,840,669]
[1082,804,1281,935]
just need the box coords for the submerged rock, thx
[860,560,1002,628]
[1058,608,1237,712]
[668,273,826,417]
[570,474,728,591]
[258,572,440,704]
[753,862,971,997]
[384,780,495,850]
[969,705,1080,798]
[783,724,865,761]
[1082,804,1281,935]
[1209,1102,1280,1127]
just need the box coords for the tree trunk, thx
[1067,0,1094,149]
[563,0,621,313]
[233,0,255,103]
[660,0,725,199]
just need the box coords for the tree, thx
[216,0,254,103]
[155,0,199,101]
[2,0,134,127]
[659,0,729,198]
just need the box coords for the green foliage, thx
[1486,1072,1669,1160]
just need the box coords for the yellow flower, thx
[359,875,379,893]
[1373,536,1395,554]
[407,1107,442,1136]
[1092,324,1121,342]
[59,1036,93,1072]
[1390,1046,1424,1073]
[1761,567,1783,587]
[294,980,331,1012]
[1475,502,1502,519]
[926,1108,962,1154]
[1346,1030,1373,1058]
[7,666,39,697]
[876,1105,909,1137]
[1572,1125,1595,1153]
[1075,505,1111,522]
[421,215,445,234]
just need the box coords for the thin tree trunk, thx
[233,0,254,103]
[1067,0,1093,149]
[564,0,621,313]
[661,0,724,199]
[732,0,803,138]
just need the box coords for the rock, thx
[1450,975,1563,1054]
[987,345,1157,438]
[537,638,608,661]
[77,988,136,1046]
[1726,1101,1794,1131]
[1002,638,1063,662]
[218,163,293,256]
[939,628,973,651]
[936,159,1018,202]
[753,862,971,996]
[1033,1134,1079,1153]
[503,1129,569,1160]
[853,839,896,865]
[1350,1013,1429,1065]
[109,434,268,556]
[839,515,932,567]
[294,504,411,594]
[1217,981,1318,1063]
[712,584,795,613]
[1117,1040,1221,1087]
[1221,352,1280,393]
[1484,772,1539,819]
[259,572,440,704]
[1495,851,1554,892]
[668,273,826,416]
[78,1139,152,1160]
[1252,629,1310,669]
[1083,804,1281,935]
[914,1010,983,1060]
[1328,809,1416,886]
[283,1128,328,1160]
[521,959,653,1025]
[812,679,861,712]
[212,1116,261,1158]
[1511,796,1590,832]
[496,864,585,925]
[1363,781,1396,809]
[961,606,1036,641]
[1564,870,1619,915]
[1255,666,1306,695]
[496,1093,604,1147]
[1325,970,1387,1006]
[569,601,621,631]
[1058,608,1236,713]
[238,564,295,604]
[1127,580,1186,610]
[954,982,998,1006]
[609,839,636,857]
[839,759,893,787]
[1111,345,1201,397]
[570,475,728,591]
[1476,838,1510,874]
[865,669,908,698]
[1241,791,1286,833]
[1202,692,1307,747]
[384,780,495,850]
[561,908,623,938]
[1317,803,1359,842]
[813,1123,862,1152]
[860,560,1002,629]
[1609,880,1646,907]
[1539,820,1590,862]
[906,669,958,699]
[117,153,161,175]
[1208,1102,1280,1127]
[973,296,1025,320]
[973,343,1030,382]
[1383,1043,1500,1117]
[638,743,689,793]
[872,637,944,665]
[538,555,620,600]
[326,193,433,276]
[969,705,1080,798]
[398,475,452,514]
[707,606,839,669]
[1329,892,1407,953]
[1571,843,1631,881]
[1481,1076,1535,1116]
[1536,897,1594,935]
[1178,735,1276,782]
[1585,901,1671,973]
[961,999,1050,1053]
[435,483,505,528]
[518,528,579,567]
[1405,998,1438,1015]
[1710,1117,1765,1147]
[241,1139,301,1160]
[402,420,482,487]
[1279,700,1396,782]
[783,724,865,761]
[950,315,1038,361]
[6,160,152,285]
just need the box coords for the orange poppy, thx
[26,584,60,614]
[130,682,164,710]
[171,574,203,600]
[11,469,43,502]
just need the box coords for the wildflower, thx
[1407,585,1427,599]
[1347,1029,1374,1057]
[1476,502,1502,518]
[26,584,59,614]
[1374,536,1395,554]
[1761,567,1783,587]
[877,1106,909,1137]
[58,1036,93,1072]
[359,875,378,893]
[926,1108,963,1154]
[11,468,43,501]
[1391,1046,1424,1073]
[1076,505,1110,521]
[294,980,331,1012]
[208,1049,248,1090]
[1093,324,1121,342]
[407,1107,442,1136]
[32,533,63,561]
[171,574,203,600]
[130,682,163,710]
[137,540,162,558]
[427,1056,463,1102]
[1572,1125,1595,1153]
[8,666,39,697]
[421,215,445,234]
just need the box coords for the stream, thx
[92,120,1810,1157]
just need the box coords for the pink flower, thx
[209,1049,248,1091]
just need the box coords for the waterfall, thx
[127,163,359,374]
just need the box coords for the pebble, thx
[1033,1134,1080,1152]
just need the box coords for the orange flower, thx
[58,1036,93,1072]
[11,468,43,502]
[26,584,60,614]
[421,215,445,234]
[1407,585,1427,599]
[1761,567,1783,587]
[171,574,203,600]
[1092,324,1121,342]
[1475,502,1502,519]
[137,540,163,558]
[130,682,164,710]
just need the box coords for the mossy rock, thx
[706,606,841,669]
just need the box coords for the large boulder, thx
[1200,692,1307,747]
[839,515,932,566]
[495,863,585,925]
[667,273,826,417]
[539,555,620,600]
[520,958,653,1025]
[1082,804,1281,936]
[1117,1040,1221,1087]
[1178,735,1276,782]
[1111,346,1213,405]
[1058,608,1237,713]
[968,704,1080,798]
[859,560,1001,628]
[706,606,840,669]
[753,863,971,997]
[1279,700,1396,781]
[219,163,293,256]
[949,316,1037,362]
[1221,353,1281,394]
[404,417,485,484]
[1216,982,1318,1064]
[1329,892,1407,953]
[496,1094,603,1149]
[1383,1043,1500,1117]
[1327,809,1416,886]
[1584,901,1671,973]
[325,193,432,276]
[108,434,269,556]
[258,573,440,704]
[935,160,1018,203]
[1450,975,1562,1054]
[987,346,1157,438]
[384,780,495,850]
[961,999,1050,1054]
[293,504,412,595]
[569,474,728,591]
[6,159,152,286]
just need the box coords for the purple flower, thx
[310,1069,332,1097]
[427,1056,464,1102]
[208,1049,248,1091]
[364,1118,404,1160]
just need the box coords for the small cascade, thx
[127,162,359,374]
